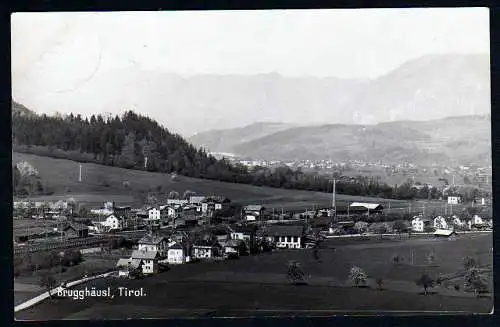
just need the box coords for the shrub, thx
[416,274,435,295]
[349,266,368,287]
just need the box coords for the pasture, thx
[13,152,413,209]
[15,233,493,319]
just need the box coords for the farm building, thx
[116,258,143,278]
[166,242,190,264]
[266,224,305,249]
[348,202,384,214]
[130,250,161,275]
[192,240,222,259]
[137,233,168,257]
[434,229,457,238]
[243,205,266,221]
[62,222,89,238]
[411,216,432,232]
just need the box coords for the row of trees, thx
[12,109,440,200]
[287,253,489,297]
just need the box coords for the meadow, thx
[15,233,493,319]
[13,152,413,210]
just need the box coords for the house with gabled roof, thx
[166,241,190,264]
[131,250,161,274]
[116,258,143,277]
[62,222,89,238]
[192,239,222,259]
[265,224,304,249]
[137,233,168,257]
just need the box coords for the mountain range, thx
[189,115,491,166]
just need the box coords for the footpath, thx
[14,271,116,313]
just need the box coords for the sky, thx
[11,8,490,135]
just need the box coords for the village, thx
[13,190,493,281]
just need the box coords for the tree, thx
[168,191,180,199]
[463,256,477,271]
[183,190,196,200]
[349,266,368,287]
[426,251,436,266]
[145,194,159,206]
[354,221,369,234]
[376,278,384,291]
[393,220,408,239]
[392,253,403,265]
[287,261,305,285]
[39,272,57,299]
[416,274,435,295]
[464,268,488,297]
[377,224,388,239]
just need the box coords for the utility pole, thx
[79,164,82,183]
[331,178,337,222]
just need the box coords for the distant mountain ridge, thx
[191,114,491,166]
[15,53,489,136]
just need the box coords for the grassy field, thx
[15,233,493,319]
[13,152,416,210]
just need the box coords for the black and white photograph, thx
[12,8,492,319]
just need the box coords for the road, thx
[14,271,116,313]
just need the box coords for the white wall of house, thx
[167,248,185,264]
[275,236,301,249]
[245,215,256,221]
[231,232,250,241]
[411,218,424,232]
[433,217,448,230]
[148,208,160,220]
[193,247,214,259]
[141,259,156,274]
[447,196,461,204]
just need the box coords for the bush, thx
[349,266,368,287]
[416,274,435,295]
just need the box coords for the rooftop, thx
[265,225,304,237]
[244,205,265,211]
[131,250,160,260]
[138,234,166,245]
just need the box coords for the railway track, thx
[13,229,150,255]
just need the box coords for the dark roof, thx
[131,250,160,260]
[265,225,304,237]
[168,242,187,250]
[63,222,89,232]
[138,234,166,245]
[244,205,265,211]
[193,240,221,248]
[230,225,257,234]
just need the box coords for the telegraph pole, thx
[79,164,82,183]
[331,178,337,222]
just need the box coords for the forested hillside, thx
[11,103,455,201]
[12,109,247,179]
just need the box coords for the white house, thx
[189,196,206,205]
[447,196,462,204]
[433,216,449,230]
[451,215,464,227]
[167,199,189,206]
[192,240,221,259]
[116,258,143,277]
[266,225,304,249]
[130,250,160,275]
[243,205,265,220]
[92,214,125,232]
[411,216,431,232]
[148,208,161,221]
[166,242,190,264]
[137,234,168,257]
[469,215,484,228]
